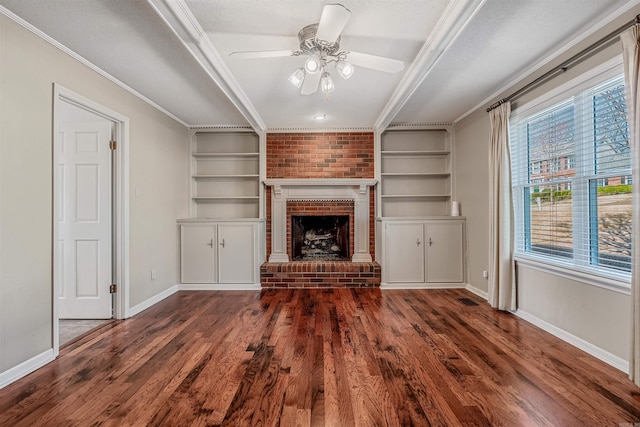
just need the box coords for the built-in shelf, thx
[193,196,260,201]
[381,172,450,177]
[192,174,260,179]
[192,152,259,158]
[191,132,260,219]
[381,194,450,199]
[379,130,452,217]
[380,150,450,156]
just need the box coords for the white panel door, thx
[58,121,113,318]
[218,223,256,284]
[384,222,425,283]
[426,221,464,283]
[181,224,217,283]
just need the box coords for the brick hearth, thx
[260,261,381,288]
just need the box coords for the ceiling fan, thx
[229,3,405,95]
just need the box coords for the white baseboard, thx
[179,283,261,291]
[127,284,179,318]
[515,309,629,373]
[380,282,465,290]
[465,284,488,299]
[129,283,261,318]
[0,349,55,390]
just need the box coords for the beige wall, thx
[454,107,491,293]
[454,7,640,363]
[517,266,630,359]
[0,14,189,373]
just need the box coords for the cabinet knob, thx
[429,238,433,247]
[416,238,421,246]
[220,238,225,248]
[207,238,213,248]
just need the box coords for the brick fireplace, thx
[261,132,380,288]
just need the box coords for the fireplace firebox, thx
[291,215,349,261]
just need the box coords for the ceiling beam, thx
[146,0,266,131]
[374,0,486,132]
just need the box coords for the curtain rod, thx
[486,13,640,113]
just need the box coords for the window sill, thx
[514,255,631,295]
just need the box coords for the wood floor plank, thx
[0,288,638,426]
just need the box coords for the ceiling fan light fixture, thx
[320,71,335,93]
[288,67,305,88]
[304,55,321,74]
[230,3,405,97]
[336,60,354,79]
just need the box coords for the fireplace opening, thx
[291,215,349,261]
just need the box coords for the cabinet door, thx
[181,224,217,283]
[218,223,256,284]
[426,221,463,283]
[384,222,425,283]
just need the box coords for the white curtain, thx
[488,102,516,311]
[621,24,640,386]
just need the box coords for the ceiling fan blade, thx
[347,51,405,73]
[315,4,351,44]
[229,50,295,59]
[300,71,321,95]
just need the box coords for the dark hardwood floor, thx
[1,288,638,426]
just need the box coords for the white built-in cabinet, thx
[378,218,465,287]
[179,220,264,287]
[180,129,264,288]
[377,128,465,288]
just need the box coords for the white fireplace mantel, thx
[264,179,377,263]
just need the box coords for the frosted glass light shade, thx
[336,60,354,79]
[320,72,335,93]
[288,68,305,88]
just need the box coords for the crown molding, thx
[386,122,454,131]
[266,126,374,133]
[454,1,640,123]
[190,124,254,131]
[0,5,189,128]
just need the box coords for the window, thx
[510,67,631,283]
[531,160,542,175]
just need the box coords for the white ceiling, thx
[0,0,637,131]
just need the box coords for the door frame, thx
[52,84,130,356]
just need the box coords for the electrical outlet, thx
[482,270,488,278]
[151,269,157,280]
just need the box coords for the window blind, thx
[510,73,631,278]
